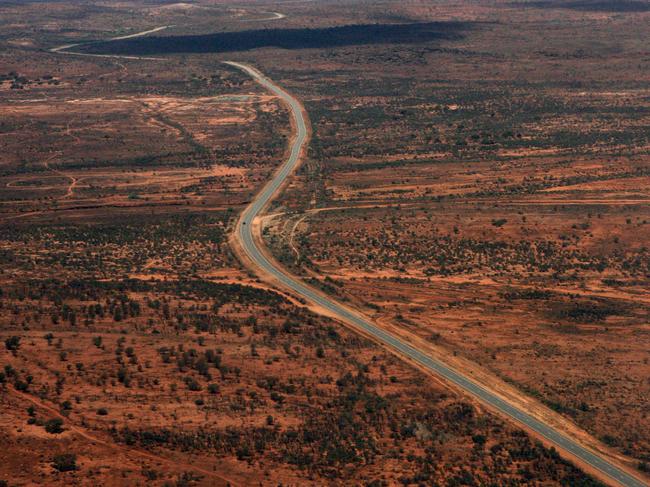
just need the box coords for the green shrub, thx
[4,336,20,351]
[52,453,77,472]
[44,418,64,434]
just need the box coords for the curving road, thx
[239,11,287,21]
[226,61,647,487]
[46,24,645,487]
[49,26,171,60]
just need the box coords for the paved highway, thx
[226,61,647,487]
[49,26,170,60]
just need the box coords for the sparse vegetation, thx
[0,0,647,484]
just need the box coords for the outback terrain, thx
[0,0,648,485]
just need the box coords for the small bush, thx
[142,468,159,480]
[44,418,64,434]
[4,336,20,351]
[52,453,77,472]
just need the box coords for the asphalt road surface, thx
[49,26,170,60]
[226,61,647,487]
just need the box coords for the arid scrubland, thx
[0,0,648,485]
